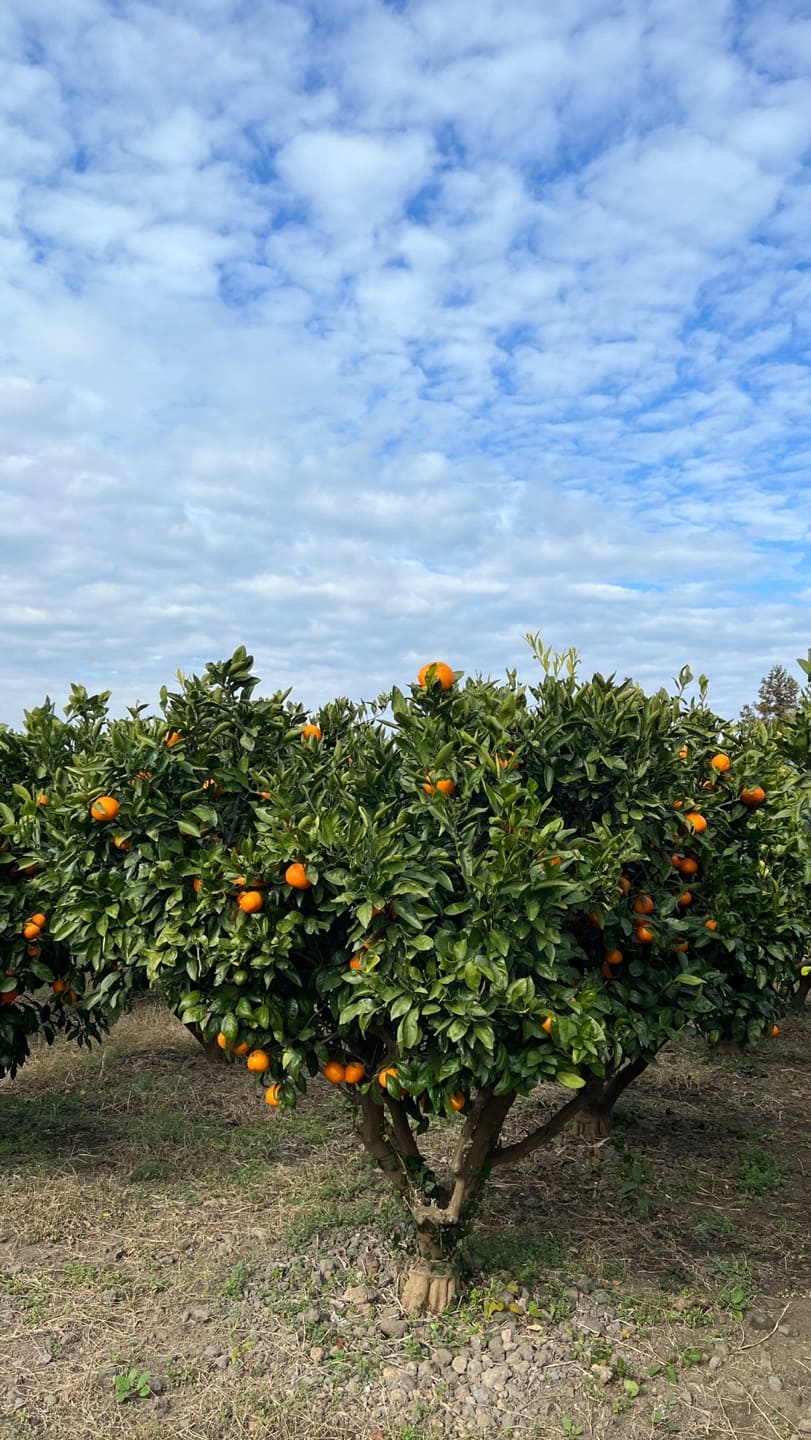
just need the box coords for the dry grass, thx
[0,999,809,1440]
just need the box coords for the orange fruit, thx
[601,962,614,978]
[704,919,718,931]
[424,773,455,796]
[634,924,655,944]
[670,940,689,953]
[165,731,182,747]
[588,909,601,927]
[258,790,272,801]
[770,1025,779,1038]
[52,978,67,994]
[323,1061,346,1084]
[672,800,683,810]
[1,987,19,1006]
[247,1049,271,1073]
[301,723,322,741]
[710,753,731,773]
[684,811,707,835]
[37,794,48,807]
[678,745,688,760]
[672,855,699,876]
[417,662,454,691]
[30,912,46,929]
[238,890,264,914]
[232,1041,250,1056]
[618,874,631,895]
[349,955,363,971]
[740,785,766,807]
[677,891,693,907]
[449,1093,465,1112]
[192,878,202,893]
[604,949,623,966]
[541,1015,553,1035]
[632,894,654,915]
[112,834,131,851]
[378,1065,398,1088]
[91,796,120,822]
[285,862,311,890]
[26,944,40,958]
[216,1032,229,1050]
[344,1061,365,1085]
[22,922,41,940]
[265,1083,282,1107]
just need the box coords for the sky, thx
[2,0,810,726]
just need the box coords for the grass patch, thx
[737,1146,786,1196]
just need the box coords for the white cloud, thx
[0,0,809,725]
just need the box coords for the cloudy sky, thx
[2,0,810,725]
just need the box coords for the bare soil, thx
[0,998,809,1440]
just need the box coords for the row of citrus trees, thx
[2,643,810,1311]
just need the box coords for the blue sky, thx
[1,0,810,723]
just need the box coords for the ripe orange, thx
[670,940,689,953]
[52,978,67,994]
[604,949,623,966]
[37,794,48,807]
[1,987,19,1006]
[541,1015,553,1035]
[710,753,731,773]
[265,1083,282,1107]
[634,924,655,944]
[238,890,264,915]
[618,874,631,895]
[417,662,454,691]
[247,1049,271,1074]
[349,955,363,971]
[165,731,182,748]
[684,811,707,835]
[91,796,120,823]
[30,912,46,929]
[632,894,654,916]
[770,1025,779,1038]
[233,1041,250,1056]
[323,1061,346,1084]
[301,723,322,741]
[344,1061,365,1085]
[378,1065,398,1088]
[216,1032,229,1050]
[192,878,202,893]
[740,785,766,807]
[285,862,311,890]
[22,922,41,940]
[258,790,272,801]
[678,891,693,907]
[449,1093,465,1112]
[112,835,131,851]
[424,773,455,796]
[601,962,614,978]
[678,745,688,760]
[672,800,683,810]
[672,855,699,877]
[26,944,40,958]
[704,919,718,931]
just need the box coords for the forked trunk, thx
[569,1056,649,1141]
[570,1101,614,1141]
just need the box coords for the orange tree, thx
[0,690,117,1078]
[29,645,810,1311]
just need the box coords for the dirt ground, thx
[0,998,809,1440]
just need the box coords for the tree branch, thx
[358,1092,411,1198]
[489,1088,589,1167]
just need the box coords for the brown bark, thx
[792,971,810,1011]
[186,1022,225,1062]
[570,1056,649,1141]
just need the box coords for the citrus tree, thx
[25,645,810,1311]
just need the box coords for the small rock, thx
[379,1314,407,1340]
[482,1363,511,1391]
[452,1355,468,1375]
[213,1355,228,1371]
[487,1338,505,1361]
[381,1367,414,1392]
[434,1348,453,1368]
[748,1311,772,1331]
[388,1388,409,1408]
[149,1377,165,1395]
[344,1284,374,1305]
[713,1341,729,1359]
[778,1324,796,1337]
[417,1361,432,1380]
[709,1355,723,1370]
[727,1380,747,1399]
[575,1276,593,1293]
[590,1363,613,1386]
[564,1287,580,1306]
[501,1325,516,1346]
[310,1347,324,1364]
[190,1306,211,1323]
[467,1358,482,1378]
[767,1374,783,1393]
[592,1289,612,1306]
[546,1366,563,1382]
[797,1421,811,1435]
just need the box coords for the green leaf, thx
[555,1070,587,1089]
[177,820,201,837]
[675,974,704,986]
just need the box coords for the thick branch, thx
[489,1088,589,1167]
[446,1092,515,1219]
[384,1093,424,1165]
[358,1092,411,1198]
[601,1054,649,1109]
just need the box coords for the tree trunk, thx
[186,1021,224,1062]
[400,1218,461,1314]
[569,1056,649,1141]
[715,1038,745,1055]
[792,971,810,1011]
